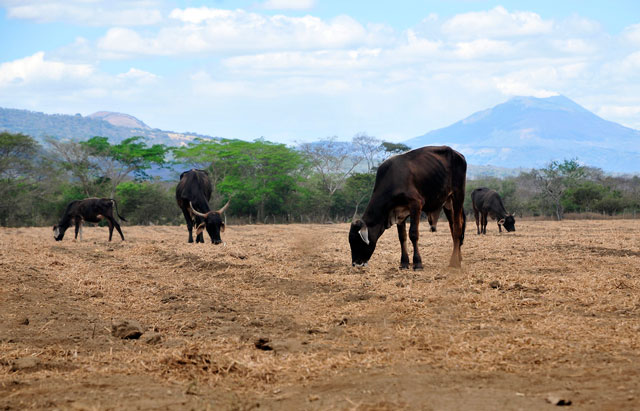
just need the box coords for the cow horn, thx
[189,202,209,218]
[359,225,370,245]
[218,200,230,214]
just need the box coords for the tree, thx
[216,139,306,222]
[83,136,169,198]
[352,133,383,173]
[45,137,98,197]
[299,137,362,192]
[0,133,40,225]
[534,159,586,220]
[381,142,410,159]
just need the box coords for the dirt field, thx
[1,220,639,410]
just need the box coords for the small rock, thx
[142,332,163,345]
[254,337,273,351]
[111,320,143,339]
[489,280,501,289]
[546,394,572,406]
[90,291,104,298]
[18,317,29,326]
[10,357,41,371]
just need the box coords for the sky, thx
[1,0,639,144]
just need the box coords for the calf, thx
[53,198,126,241]
[471,188,515,234]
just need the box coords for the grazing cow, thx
[176,169,230,244]
[471,187,515,234]
[349,146,467,270]
[53,198,126,241]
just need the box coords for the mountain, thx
[0,107,218,146]
[88,111,150,130]
[405,95,640,173]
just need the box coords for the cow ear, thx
[359,225,370,245]
[196,222,205,236]
[220,222,225,233]
[498,218,505,225]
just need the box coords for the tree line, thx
[1,131,639,227]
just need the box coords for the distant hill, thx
[88,111,151,130]
[405,95,640,173]
[0,107,218,146]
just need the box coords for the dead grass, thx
[1,220,640,409]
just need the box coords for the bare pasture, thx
[1,220,639,410]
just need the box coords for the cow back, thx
[176,169,213,208]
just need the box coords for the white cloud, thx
[0,52,93,87]
[261,0,316,10]
[1,0,163,26]
[117,68,159,83]
[493,68,561,98]
[623,23,640,45]
[442,6,553,39]
[97,8,372,56]
[454,39,514,59]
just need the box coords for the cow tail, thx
[112,199,127,222]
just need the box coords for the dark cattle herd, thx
[52,145,518,269]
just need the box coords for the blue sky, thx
[1,0,639,144]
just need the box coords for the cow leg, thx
[109,218,125,241]
[443,198,464,268]
[408,204,423,270]
[74,220,81,241]
[107,219,114,241]
[498,222,502,233]
[474,207,480,234]
[481,212,488,234]
[181,208,195,243]
[397,219,410,269]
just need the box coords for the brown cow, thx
[349,146,467,270]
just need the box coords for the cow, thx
[471,187,515,234]
[176,169,229,244]
[53,198,126,241]
[349,146,467,270]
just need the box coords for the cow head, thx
[190,201,230,244]
[53,224,67,241]
[349,220,376,267]
[498,214,516,232]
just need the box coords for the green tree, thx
[534,159,586,220]
[83,136,169,198]
[116,181,181,225]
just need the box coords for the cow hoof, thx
[413,264,423,271]
[400,263,410,270]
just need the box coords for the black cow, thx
[53,198,126,241]
[471,187,515,234]
[176,169,229,244]
[349,146,467,270]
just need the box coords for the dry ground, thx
[1,220,639,410]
